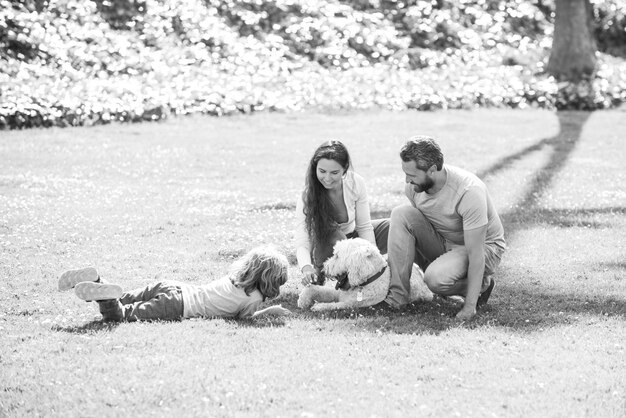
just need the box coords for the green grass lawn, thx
[1,109,624,417]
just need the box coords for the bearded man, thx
[383,136,506,320]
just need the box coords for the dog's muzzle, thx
[333,266,387,291]
[334,273,350,291]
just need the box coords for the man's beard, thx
[411,177,434,193]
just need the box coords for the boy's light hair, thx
[230,246,289,299]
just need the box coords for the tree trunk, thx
[547,0,597,81]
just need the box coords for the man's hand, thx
[455,305,477,321]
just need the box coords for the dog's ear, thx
[362,244,379,261]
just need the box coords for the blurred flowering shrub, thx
[593,0,626,58]
[96,0,147,30]
[0,0,625,129]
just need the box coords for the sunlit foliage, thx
[0,0,625,129]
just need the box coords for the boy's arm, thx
[251,305,292,318]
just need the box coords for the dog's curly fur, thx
[298,238,433,311]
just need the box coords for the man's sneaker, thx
[74,282,123,302]
[477,278,496,308]
[58,267,99,291]
[370,299,403,312]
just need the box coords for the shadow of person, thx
[52,320,121,334]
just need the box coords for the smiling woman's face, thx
[316,158,345,190]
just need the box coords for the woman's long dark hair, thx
[303,140,352,247]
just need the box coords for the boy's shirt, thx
[181,277,263,319]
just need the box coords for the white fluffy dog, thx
[298,238,433,311]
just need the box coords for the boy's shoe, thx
[74,282,123,302]
[477,278,496,308]
[58,267,99,291]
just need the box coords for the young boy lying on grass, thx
[58,246,291,321]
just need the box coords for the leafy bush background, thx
[1,0,625,129]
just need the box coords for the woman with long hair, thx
[295,140,388,286]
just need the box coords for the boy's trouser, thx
[311,219,389,282]
[98,281,184,322]
[385,205,504,307]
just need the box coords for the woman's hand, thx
[300,265,318,286]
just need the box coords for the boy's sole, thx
[75,282,123,301]
[58,267,99,291]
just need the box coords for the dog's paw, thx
[412,280,434,302]
[310,304,325,312]
[297,298,313,310]
[297,293,314,310]
[311,302,347,312]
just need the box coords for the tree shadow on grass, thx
[230,317,291,328]
[52,320,120,334]
[598,261,626,271]
[475,111,625,329]
[51,284,623,335]
[51,316,293,331]
[280,282,625,336]
[477,111,589,193]
[478,111,601,235]
[488,286,626,333]
[501,206,626,229]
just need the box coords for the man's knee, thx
[423,264,458,294]
[390,205,426,228]
[391,205,414,220]
[423,269,445,293]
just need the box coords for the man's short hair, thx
[400,135,444,171]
